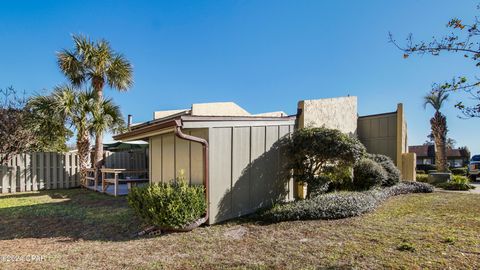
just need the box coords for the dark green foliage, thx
[368,154,402,186]
[437,182,474,190]
[260,182,433,222]
[128,179,206,230]
[353,158,387,190]
[437,175,475,190]
[307,165,355,197]
[450,167,468,176]
[417,164,437,172]
[416,174,429,183]
[285,127,366,186]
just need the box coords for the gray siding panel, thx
[209,124,294,224]
[209,127,233,222]
[231,127,251,217]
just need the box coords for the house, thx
[114,96,415,224]
[409,145,470,168]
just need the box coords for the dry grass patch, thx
[0,189,479,269]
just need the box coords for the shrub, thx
[437,175,475,190]
[452,175,470,184]
[416,173,429,183]
[260,181,433,222]
[437,182,475,190]
[416,170,425,174]
[353,158,387,190]
[368,154,401,186]
[417,164,437,172]
[285,127,366,186]
[127,177,206,230]
[427,170,438,174]
[450,167,467,176]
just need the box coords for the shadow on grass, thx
[0,188,142,242]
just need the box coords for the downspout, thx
[174,119,210,223]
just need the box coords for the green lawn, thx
[0,189,479,269]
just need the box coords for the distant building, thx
[409,145,470,168]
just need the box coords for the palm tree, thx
[28,86,125,184]
[57,34,133,169]
[423,89,449,172]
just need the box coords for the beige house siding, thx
[148,129,208,184]
[209,124,294,224]
[357,112,398,163]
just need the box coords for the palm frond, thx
[57,49,86,87]
[106,54,133,91]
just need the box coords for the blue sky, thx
[0,1,478,153]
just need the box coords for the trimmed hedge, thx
[368,154,401,186]
[450,167,468,176]
[128,179,206,230]
[260,181,434,222]
[437,182,475,190]
[417,164,437,172]
[416,173,429,183]
[353,158,387,190]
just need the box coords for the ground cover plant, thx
[260,181,434,222]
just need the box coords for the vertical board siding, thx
[148,129,208,185]
[209,127,233,221]
[0,152,81,194]
[209,124,294,224]
[175,136,191,180]
[231,127,251,217]
[162,134,175,182]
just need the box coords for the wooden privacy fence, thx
[0,152,80,194]
[104,150,147,170]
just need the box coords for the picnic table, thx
[100,168,149,196]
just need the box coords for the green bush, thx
[450,167,467,176]
[260,182,433,222]
[416,170,425,174]
[437,182,475,190]
[353,158,387,190]
[368,154,401,186]
[416,173,429,183]
[427,170,438,174]
[285,127,366,187]
[452,175,470,184]
[127,178,206,230]
[417,164,437,172]
[436,175,475,190]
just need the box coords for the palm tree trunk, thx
[93,82,104,170]
[94,130,104,169]
[431,111,448,172]
[77,129,91,186]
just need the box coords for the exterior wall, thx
[357,112,398,163]
[208,124,295,224]
[148,128,208,184]
[358,103,416,180]
[191,102,250,116]
[297,96,357,135]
